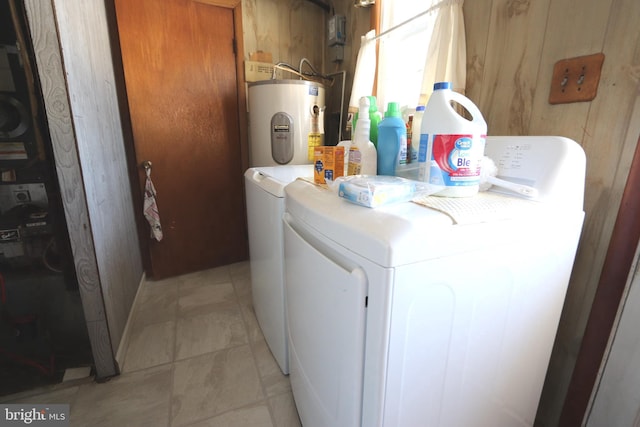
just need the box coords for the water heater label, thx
[308,86,319,96]
[273,124,290,132]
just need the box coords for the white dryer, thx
[244,164,313,374]
[283,136,586,426]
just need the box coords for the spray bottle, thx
[352,96,382,148]
[347,96,377,175]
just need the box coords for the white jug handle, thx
[447,91,486,126]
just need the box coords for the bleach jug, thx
[418,82,487,197]
[377,102,407,176]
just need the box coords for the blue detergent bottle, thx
[377,102,407,176]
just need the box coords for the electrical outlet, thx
[549,53,605,104]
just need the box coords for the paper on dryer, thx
[412,191,543,225]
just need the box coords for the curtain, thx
[376,0,466,111]
[419,0,466,104]
[348,29,377,113]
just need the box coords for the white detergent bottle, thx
[348,96,377,175]
[410,105,425,164]
[336,139,352,176]
[418,82,487,197]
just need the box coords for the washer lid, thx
[284,136,586,267]
[285,179,457,267]
[245,165,313,198]
[284,179,579,267]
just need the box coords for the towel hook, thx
[142,160,152,171]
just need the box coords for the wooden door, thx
[114,0,247,279]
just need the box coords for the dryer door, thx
[284,213,367,427]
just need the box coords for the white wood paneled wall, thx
[464,0,640,425]
[24,0,144,378]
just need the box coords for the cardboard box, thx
[244,61,275,82]
[249,51,273,63]
[314,146,345,184]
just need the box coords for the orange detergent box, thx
[314,146,345,184]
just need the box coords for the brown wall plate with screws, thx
[549,53,605,104]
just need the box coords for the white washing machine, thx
[244,164,313,374]
[283,136,586,426]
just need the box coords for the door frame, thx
[203,0,250,177]
[559,131,640,425]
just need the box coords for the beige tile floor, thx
[4,261,302,427]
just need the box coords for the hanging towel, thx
[143,166,163,241]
